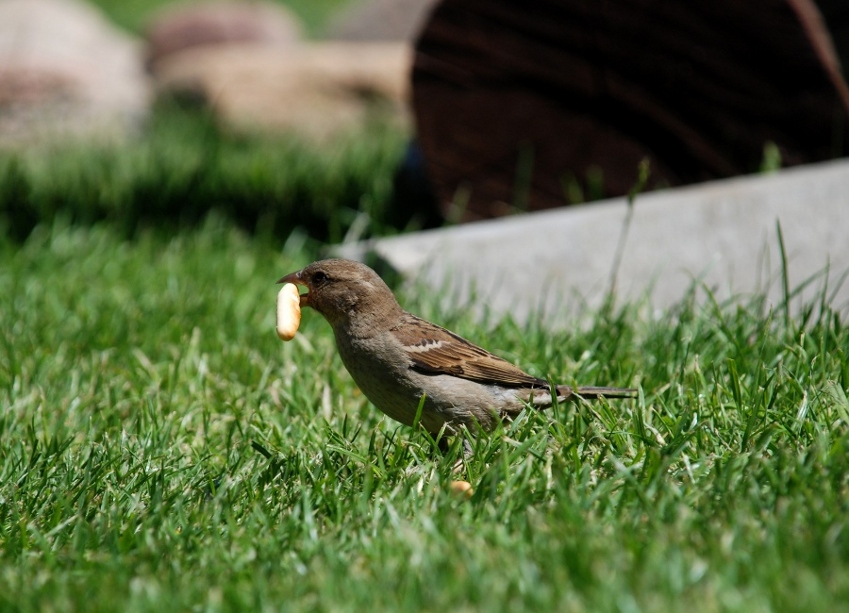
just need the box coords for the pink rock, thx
[145,1,302,72]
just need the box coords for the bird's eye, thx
[312,271,329,285]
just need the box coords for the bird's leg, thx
[436,433,474,458]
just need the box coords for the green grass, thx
[5,4,846,605]
[89,0,352,36]
[1,216,848,611]
[0,105,410,245]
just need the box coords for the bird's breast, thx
[332,331,424,426]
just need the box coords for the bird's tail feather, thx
[566,385,637,399]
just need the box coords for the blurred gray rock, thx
[0,0,151,148]
[327,0,439,41]
[145,1,302,72]
[338,160,849,323]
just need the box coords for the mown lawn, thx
[1,203,848,611]
[3,1,847,608]
[0,106,408,245]
[90,0,351,35]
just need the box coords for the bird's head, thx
[277,259,402,334]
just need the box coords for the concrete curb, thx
[338,159,849,324]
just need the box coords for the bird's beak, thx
[276,270,310,307]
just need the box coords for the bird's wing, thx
[391,313,547,388]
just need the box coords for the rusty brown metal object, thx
[412,0,849,221]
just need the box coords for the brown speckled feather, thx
[392,313,548,388]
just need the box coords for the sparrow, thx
[277,259,635,438]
